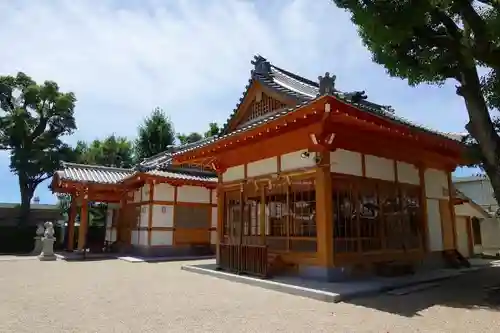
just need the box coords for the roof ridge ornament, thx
[318,72,336,95]
[251,55,271,76]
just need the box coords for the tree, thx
[204,122,220,138]
[177,122,221,145]
[177,132,203,145]
[0,72,77,224]
[331,1,500,205]
[75,134,134,168]
[134,107,176,161]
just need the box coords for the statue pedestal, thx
[38,237,57,261]
[31,236,43,256]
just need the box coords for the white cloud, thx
[0,0,369,142]
[0,0,473,202]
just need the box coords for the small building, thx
[51,157,218,257]
[170,55,468,280]
[454,175,500,256]
[453,189,490,257]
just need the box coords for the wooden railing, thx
[218,244,268,278]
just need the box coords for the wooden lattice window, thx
[243,185,260,236]
[380,184,403,250]
[242,93,287,124]
[358,183,383,252]
[400,185,422,249]
[224,190,241,238]
[264,182,288,237]
[289,179,316,237]
[333,181,359,253]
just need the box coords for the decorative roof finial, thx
[251,55,271,76]
[318,72,336,95]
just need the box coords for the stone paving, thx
[0,258,499,333]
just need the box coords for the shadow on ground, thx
[348,266,500,317]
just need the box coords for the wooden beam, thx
[447,172,458,250]
[77,194,89,251]
[67,195,78,251]
[148,180,155,246]
[315,151,334,267]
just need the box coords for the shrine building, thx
[168,55,468,280]
[50,148,218,257]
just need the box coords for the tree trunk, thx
[459,66,500,210]
[18,176,35,226]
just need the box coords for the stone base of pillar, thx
[38,238,57,261]
[31,236,43,256]
[38,253,57,261]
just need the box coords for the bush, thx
[0,226,37,254]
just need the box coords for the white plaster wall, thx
[105,228,116,242]
[140,205,149,227]
[455,216,470,257]
[141,184,150,201]
[480,217,500,255]
[150,231,173,246]
[133,189,141,202]
[222,165,244,182]
[210,230,217,245]
[280,150,316,171]
[455,202,488,219]
[427,199,444,251]
[177,185,211,203]
[396,161,420,185]
[247,157,278,178]
[130,230,148,246]
[106,208,113,228]
[152,204,174,228]
[153,183,175,201]
[211,207,218,228]
[330,149,363,176]
[365,155,395,181]
[212,189,217,204]
[425,168,449,199]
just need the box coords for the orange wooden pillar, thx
[315,151,334,267]
[77,197,89,251]
[67,195,78,251]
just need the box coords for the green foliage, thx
[134,107,176,161]
[75,134,134,168]
[177,122,221,145]
[0,72,77,222]
[331,0,500,202]
[204,122,221,138]
[177,132,203,145]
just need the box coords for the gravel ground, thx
[0,258,499,333]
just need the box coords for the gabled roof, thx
[137,136,218,170]
[171,55,463,159]
[55,162,134,184]
[220,55,463,139]
[54,160,217,188]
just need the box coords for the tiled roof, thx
[137,137,218,170]
[172,99,314,157]
[56,162,134,184]
[55,161,216,186]
[216,55,464,144]
[146,169,217,183]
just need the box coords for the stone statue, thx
[38,221,57,261]
[31,223,45,255]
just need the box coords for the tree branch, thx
[456,0,500,68]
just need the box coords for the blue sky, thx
[0,0,476,204]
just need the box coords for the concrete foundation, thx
[129,244,215,258]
